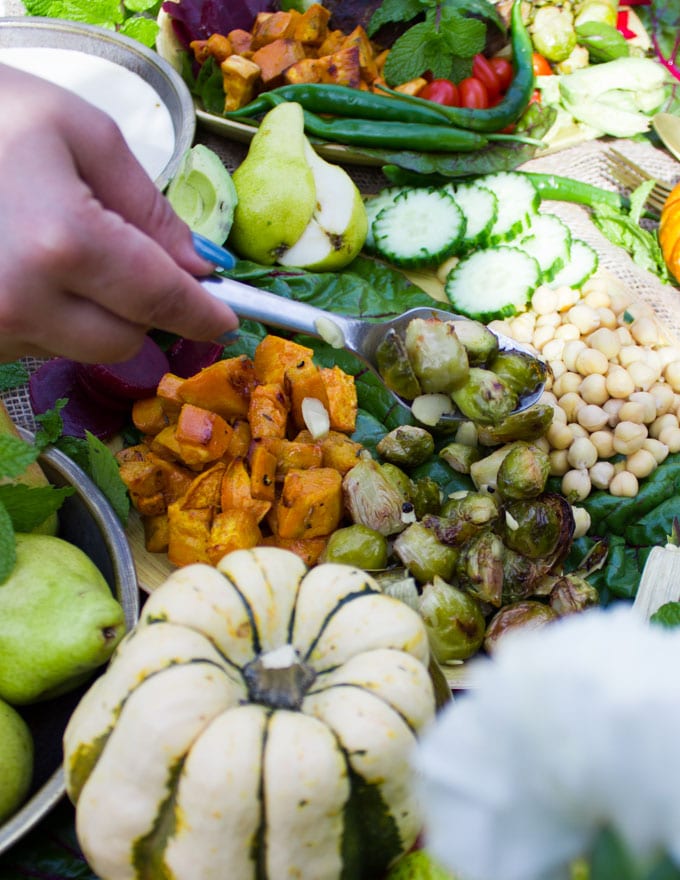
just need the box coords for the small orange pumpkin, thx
[659,182,680,284]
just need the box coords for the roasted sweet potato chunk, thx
[220,458,272,523]
[272,467,343,539]
[167,504,212,566]
[320,366,358,433]
[253,335,314,385]
[248,382,290,440]
[176,403,233,466]
[207,509,262,566]
[251,38,306,86]
[178,356,256,420]
[221,54,261,112]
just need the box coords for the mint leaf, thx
[124,0,160,11]
[24,0,123,25]
[120,15,159,46]
[0,503,15,584]
[0,434,39,481]
[0,362,29,393]
[650,600,680,629]
[449,0,506,36]
[34,400,67,450]
[0,483,74,532]
[367,0,428,36]
[86,432,130,525]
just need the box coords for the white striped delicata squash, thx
[63,546,436,880]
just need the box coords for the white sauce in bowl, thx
[0,46,176,181]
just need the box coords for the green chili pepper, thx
[522,172,628,211]
[226,83,453,126]
[375,0,536,133]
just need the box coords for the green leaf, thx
[120,15,159,46]
[0,483,74,532]
[367,0,427,36]
[24,0,123,25]
[589,826,639,880]
[124,0,160,11]
[650,600,680,629]
[85,431,130,525]
[0,503,15,585]
[591,199,669,283]
[0,434,39,480]
[34,400,68,450]
[194,57,228,116]
[0,361,29,392]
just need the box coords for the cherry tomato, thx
[458,77,489,110]
[528,88,542,105]
[418,78,460,107]
[489,56,514,93]
[472,54,501,102]
[532,52,553,76]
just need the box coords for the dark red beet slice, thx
[29,358,128,439]
[166,338,224,378]
[77,335,170,401]
[75,366,134,413]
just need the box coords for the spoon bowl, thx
[201,273,548,428]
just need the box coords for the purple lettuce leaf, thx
[161,0,271,48]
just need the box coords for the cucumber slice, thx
[548,238,599,289]
[363,187,408,252]
[445,182,498,251]
[518,212,572,282]
[373,188,466,268]
[478,172,540,244]
[444,246,541,322]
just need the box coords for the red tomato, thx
[458,77,489,109]
[418,78,460,106]
[489,56,514,92]
[532,52,553,76]
[472,54,501,101]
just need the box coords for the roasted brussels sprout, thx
[428,492,499,546]
[321,524,389,570]
[450,367,518,424]
[501,492,575,564]
[469,443,516,494]
[484,600,559,653]
[380,462,412,503]
[447,318,499,365]
[501,547,543,604]
[439,440,482,474]
[393,521,459,584]
[418,576,487,664]
[411,476,442,519]
[496,441,550,501]
[343,458,408,536]
[549,574,600,615]
[455,528,504,607]
[488,349,547,399]
[377,425,435,467]
[375,328,422,401]
[404,318,469,394]
[476,403,554,446]
[373,568,420,611]
[531,6,577,62]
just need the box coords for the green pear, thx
[277,139,368,271]
[0,534,126,705]
[228,101,317,265]
[0,698,33,823]
[166,144,238,245]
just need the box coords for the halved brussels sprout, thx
[404,318,469,394]
[501,492,575,563]
[484,600,559,653]
[476,403,554,446]
[439,440,482,474]
[496,441,550,500]
[343,458,408,536]
[455,528,505,607]
[450,367,518,424]
[411,476,442,519]
[447,318,499,365]
[393,521,459,584]
[488,350,548,399]
[321,523,389,570]
[375,328,422,401]
[418,576,487,664]
[377,425,435,467]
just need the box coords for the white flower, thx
[414,606,680,880]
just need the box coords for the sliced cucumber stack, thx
[444,182,498,251]
[444,246,541,322]
[373,188,466,268]
[518,212,572,282]
[478,172,540,244]
[548,238,599,289]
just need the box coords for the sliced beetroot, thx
[77,335,170,401]
[75,365,134,413]
[29,358,128,439]
[166,338,224,378]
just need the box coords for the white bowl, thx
[0,437,139,856]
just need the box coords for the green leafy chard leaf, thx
[0,362,29,393]
[591,198,669,283]
[85,431,130,525]
[650,600,680,629]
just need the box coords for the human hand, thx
[0,63,239,363]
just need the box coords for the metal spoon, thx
[652,113,680,165]
[200,272,548,426]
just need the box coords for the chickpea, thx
[576,404,609,432]
[626,391,657,424]
[549,448,570,476]
[589,460,615,490]
[648,382,676,416]
[605,365,635,399]
[559,391,586,422]
[575,347,609,376]
[531,285,560,315]
[582,289,611,310]
[658,426,680,453]
[642,437,670,465]
[567,304,601,336]
[590,430,615,459]
[664,360,680,393]
[603,398,625,427]
[616,326,634,347]
[657,347,680,370]
[550,402,568,425]
[579,373,608,406]
[630,316,660,347]
[650,412,679,439]
[542,339,566,362]
[569,423,589,440]
[534,436,551,455]
[553,371,582,397]
[555,286,580,312]
[625,448,658,479]
[586,327,620,360]
[595,307,618,330]
[533,324,556,351]
[546,422,574,450]
[561,468,592,502]
[539,390,558,407]
[536,312,562,330]
[563,340,588,372]
[618,345,645,367]
[612,421,647,455]
[623,301,655,322]
[571,506,592,539]
[608,470,639,498]
[548,358,567,381]
[616,401,646,425]
[554,323,581,342]
[604,281,633,315]
[628,360,660,392]
[567,436,598,469]
[508,315,535,344]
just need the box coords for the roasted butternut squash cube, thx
[262,437,323,474]
[285,357,330,430]
[260,534,328,566]
[253,335,314,385]
[117,457,166,499]
[293,3,331,46]
[226,418,252,459]
[206,33,233,63]
[156,372,184,417]
[221,54,261,112]
[319,366,358,433]
[295,429,363,474]
[249,442,278,502]
[251,10,302,48]
[283,57,327,85]
[248,382,290,440]
[178,356,256,420]
[132,396,172,436]
[207,509,262,566]
[341,26,378,82]
[176,403,233,466]
[251,38,306,86]
[272,467,343,539]
[317,28,346,56]
[220,458,272,523]
[167,503,212,566]
[189,39,211,65]
[143,514,170,554]
[319,44,362,87]
[179,462,227,510]
[149,425,184,463]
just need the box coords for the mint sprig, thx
[22,0,161,47]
